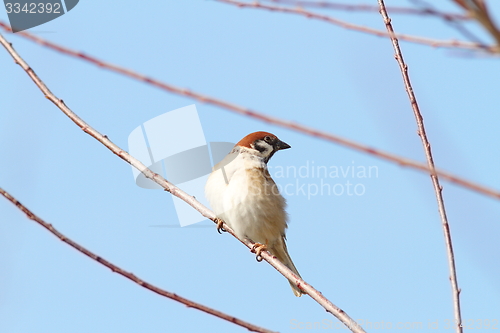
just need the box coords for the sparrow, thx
[205,131,304,297]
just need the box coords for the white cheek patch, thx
[254,141,273,157]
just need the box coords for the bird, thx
[205,131,304,297]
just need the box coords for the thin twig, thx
[269,0,485,47]
[452,0,500,52]
[263,0,469,21]
[1,23,498,202]
[0,188,276,333]
[409,0,485,45]
[0,32,366,333]
[377,2,463,333]
[213,0,492,51]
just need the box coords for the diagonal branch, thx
[1,22,498,202]
[213,0,493,52]
[266,0,485,46]
[451,0,500,52]
[407,0,485,45]
[263,0,469,21]
[0,32,366,333]
[0,188,277,333]
[377,2,463,333]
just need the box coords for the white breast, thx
[205,147,288,244]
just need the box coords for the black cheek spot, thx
[254,142,268,153]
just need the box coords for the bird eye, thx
[264,136,272,143]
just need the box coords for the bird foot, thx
[250,243,268,262]
[215,218,226,234]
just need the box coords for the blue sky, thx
[1,1,499,332]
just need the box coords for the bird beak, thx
[276,139,291,150]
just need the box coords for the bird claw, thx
[215,218,226,234]
[251,243,268,262]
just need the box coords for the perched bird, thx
[205,131,303,297]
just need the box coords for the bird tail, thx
[270,238,304,297]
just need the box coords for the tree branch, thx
[0,188,277,333]
[213,0,494,52]
[0,22,498,201]
[263,0,469,21]
[377,2,463,333]
[265,0,486,48]
[452,0,500,52]
[0,32,366,333]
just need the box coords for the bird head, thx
[236,131,291,163]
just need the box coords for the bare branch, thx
[263,0,469,21]
[268,0,485,46]
[1,22,498,201]
[0,188,276,333]
[407,0,485,45]
[0,32,366,333]
[212,0,493,52]
[451,0,500,52]
[377,2,463,333]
